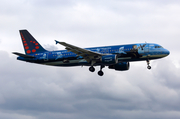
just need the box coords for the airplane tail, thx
[19,30,47,54]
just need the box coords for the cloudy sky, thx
[0,0,180,119]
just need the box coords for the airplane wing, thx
[55,40,104,63]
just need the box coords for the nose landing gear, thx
[147,65,151,69]
[146,59,151,70]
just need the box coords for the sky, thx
[0,0,180,119]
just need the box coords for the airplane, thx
[13,30,170,76]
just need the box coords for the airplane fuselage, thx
[17,43,169,66]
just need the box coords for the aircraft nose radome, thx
[165,49,170,56]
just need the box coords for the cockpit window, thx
[155,46,163,48]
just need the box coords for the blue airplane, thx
[13,30,170,76]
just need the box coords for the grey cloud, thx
[44,44,59,51]
[153,59,180,89]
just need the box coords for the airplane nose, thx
[165,49,170,56]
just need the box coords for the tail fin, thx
[19,30,47,54]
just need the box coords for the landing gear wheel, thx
[89,66,95,72]
[98,70,104,76]
[146,59,151,70]
[147,66,151,70]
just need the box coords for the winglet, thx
[55,40,59,44]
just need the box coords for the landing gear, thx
[147,66,151,69]
[89,59,105,76]
[88,65,105,76]
[89,66,95,72]
[98,70,104,76]
[98,65,105,76]
[146,59,151,70]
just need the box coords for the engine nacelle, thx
[108,62,130,71]
[101,55,118,65]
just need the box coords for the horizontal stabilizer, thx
[12,52,35,58]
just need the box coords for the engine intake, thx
[101,55,118,65]
[108,62,130,71]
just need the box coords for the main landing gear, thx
[98,65,105,76]
[89,60,96,72]
[89,65,105,76]
[146,59,151,70]
[89,66,95,72]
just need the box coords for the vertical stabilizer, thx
[19,30,47,54]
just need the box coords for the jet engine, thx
[101,55,118,65]
[108,62,130,71]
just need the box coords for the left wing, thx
[55,40,104,63]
